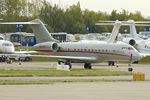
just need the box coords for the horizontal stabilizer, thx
[96,20,150,26]
[0,22,39,25]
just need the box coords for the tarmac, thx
[0,62,150,100]
[0,82,150,100]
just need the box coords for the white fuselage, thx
[34,40,141,63]
[135,39,150,54]
[0,40,14,54]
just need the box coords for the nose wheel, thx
[128,67,133,72]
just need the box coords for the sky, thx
[48,0,150,17]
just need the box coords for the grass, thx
[0,79,132,85]
[139,56,150,64]
[0,69,131,85]
[0,69,131,77]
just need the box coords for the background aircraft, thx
[0,40,15,62]
[96,20,150,56]
[121,20,150,55]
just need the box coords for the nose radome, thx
[6,46,15,53]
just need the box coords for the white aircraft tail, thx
[30,19,59,43]
[127,20,138,38]
[0,19,59,43]
[107,20,121,43]
[95,20,121,43]
[96,20,150,39]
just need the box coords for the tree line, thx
[0,0,149,34]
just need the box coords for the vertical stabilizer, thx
[127,20,138,38]
[30,19,59,43]
[107,20,121,43]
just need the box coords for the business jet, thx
[97,20,150,55]
[0,35,30,62]
[0,19,142,71]
[122,20,150,55]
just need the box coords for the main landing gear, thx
[58,60,92,70]
[108,61,115,66]
[58,60,72,69]
[84,63,92,69]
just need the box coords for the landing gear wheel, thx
[84,63,92,69]
[69,64,72,69]
[111,61,115,66]
[65,61,72,69]
[108,61,111,66]
[25,57,32,61]
[108,61,115,66]
[58,61,61,64]
[128,68,133,72]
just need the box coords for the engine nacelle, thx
[33,42,59,52]
[122,38,136,46]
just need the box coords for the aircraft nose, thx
[6,46,15,53]
[132,51,141,61]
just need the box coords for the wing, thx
[30,55,97,62]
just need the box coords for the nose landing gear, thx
[128,54,133,72]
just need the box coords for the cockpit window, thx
[2,43,12,46]
[122,47,133,50]
[128,47,133,50]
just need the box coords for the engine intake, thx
[122,38,136,46]
[51,42,59,51]
[33,42,59,52]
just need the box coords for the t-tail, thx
[107,20,121,43]
[95,20,121,43]
[30,19,59,43]
[127,20,138,38]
